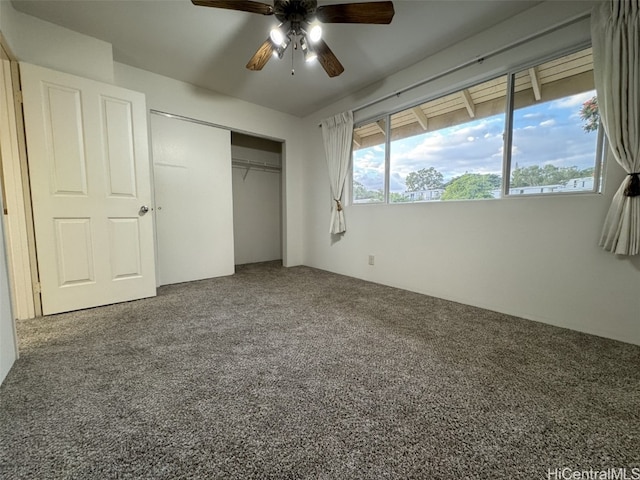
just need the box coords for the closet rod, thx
[346,11,590,116]
[232,159,281,172]
[232,165,281,175]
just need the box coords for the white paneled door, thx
[21,63,156,315]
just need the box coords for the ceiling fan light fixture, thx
[273,45,285,59]
[273,35,291,59]
[309,22,322,43]
[300,36,317,63]
[305,49,318,63]
[269,23,288,46]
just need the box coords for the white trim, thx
[0,57,35,320]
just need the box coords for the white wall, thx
[0,1,113,83]
[301,1,640,345]
[232,168,282,265]
[114,63,304,267]
[231,139,282,265]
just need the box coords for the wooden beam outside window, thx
[352,132,362,148]
[460,89,475,118]
[528,66,542,101]
[412,107,429,130]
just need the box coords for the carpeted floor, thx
[0,261,638,479]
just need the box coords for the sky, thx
[353,90,599,193]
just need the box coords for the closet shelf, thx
[232,158,281,174]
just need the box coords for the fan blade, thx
[316,1,394,24]
[246,38,275,71]
[314,39,345,78]
[191,0,273,15]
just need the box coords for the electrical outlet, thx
[368,255,375,266]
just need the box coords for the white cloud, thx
[510,116,598,170]
[387,116,506,181]
[550,90,596,109]
[539,119,556,127]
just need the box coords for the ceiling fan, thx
[192,0,395,77]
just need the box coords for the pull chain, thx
[291,37,296,75]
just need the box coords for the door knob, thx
[139,205,150,216]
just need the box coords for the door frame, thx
[230,131,284,265]
[0,33,41,320]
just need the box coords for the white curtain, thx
[321,111,354,234]
[592,0,640,255]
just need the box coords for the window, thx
[388,76,507,203]
[352,46,602,204]
[352,118,386,203]
[508,49,600,195]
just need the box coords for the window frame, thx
[351,41,605,205]
[351,115,389,205]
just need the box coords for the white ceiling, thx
[11,0,542,117]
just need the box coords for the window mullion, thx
[384,114,391,204]
[502,72,515,197]
[593,123,605,193]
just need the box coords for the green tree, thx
[483,173,502,190]
[510,164,593,188]
[390,192,411,203]
[405,167,444,191]
[579,96,599,133]
[353,181,383,202]
[441,173,496,200]
[579,167,595,177]
[368,189,384,202]
[511,165,541,187]
[353,181,369,200]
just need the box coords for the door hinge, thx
[33,282,41,294]
[15,90,23,104]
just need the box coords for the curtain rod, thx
[348,11,591,116]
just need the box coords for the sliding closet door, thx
[151,113,234,285]
[21,63,156,315]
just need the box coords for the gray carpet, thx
[0,261,638,479]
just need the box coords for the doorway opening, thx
[231,132,283,267]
